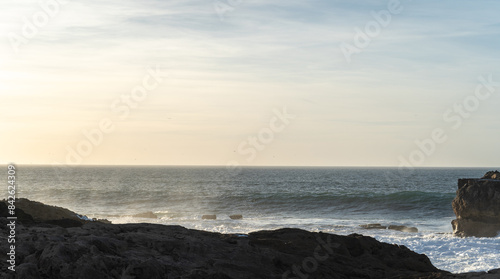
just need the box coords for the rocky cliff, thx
[452,171,500,237]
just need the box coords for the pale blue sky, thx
[1,0,499,167]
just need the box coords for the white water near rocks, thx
[4,165,499,274]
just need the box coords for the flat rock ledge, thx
[452,171,500,237]
[1,199,498,279]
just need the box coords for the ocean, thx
[4,165,500,274]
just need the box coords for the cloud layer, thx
[1,0,500,166]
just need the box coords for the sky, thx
[1,0,500,167]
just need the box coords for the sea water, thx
[4,165,500,273]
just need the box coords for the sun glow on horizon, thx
[1,0,500,167]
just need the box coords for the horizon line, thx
[1,163,497,169]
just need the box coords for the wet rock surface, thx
[452,171,500,237]
[131,211,158,219]
[229,214,243,220]
[201,214,216,220]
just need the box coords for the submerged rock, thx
[202,214,216,220]
[360,223,387,229]
[452,171,500,237]
[229,214,243,220]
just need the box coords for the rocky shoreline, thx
[1,199,499,278]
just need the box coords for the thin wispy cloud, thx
[1,0,499,166]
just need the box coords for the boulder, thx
[452,172,500,237]
[202,214,216,220]
[360,223,387,229]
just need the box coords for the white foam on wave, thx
[75,214,94,221]
[367,231,500,274]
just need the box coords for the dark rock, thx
[1,198,110,227]
[0,220,450,279]
[122,259,167,279]
[45,218,87,228]
[0,201,35,224]
[481,170,500,180]
[14,198,86,222]
[202,214,216,220]
[229,214,243,220]
[360,223,387,229]
[16,263,40,279]
[452,172,500,237]
[451,219,500,238]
